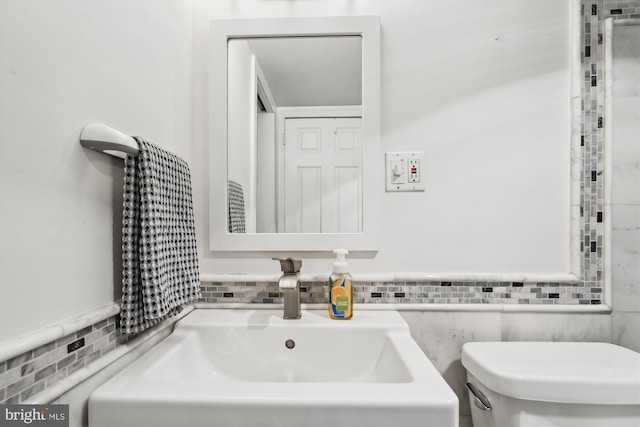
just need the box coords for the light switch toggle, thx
[391,159,405,184]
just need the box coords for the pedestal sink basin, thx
[89,309,458,427]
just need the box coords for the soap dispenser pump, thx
[328,249,353,320]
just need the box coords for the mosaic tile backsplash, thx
[200,281,605,305]
[2,0,635,406]
[0,315,126,404]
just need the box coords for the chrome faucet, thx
[273,257,302,319]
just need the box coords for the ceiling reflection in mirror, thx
[226,36,363,234]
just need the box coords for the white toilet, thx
[461,342,640,427]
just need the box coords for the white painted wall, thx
[0,0,575,340]
[193,0,572,275]
[0,0,193,342]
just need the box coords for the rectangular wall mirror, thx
[209,17,381,251]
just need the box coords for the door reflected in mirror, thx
[226,36,363,233]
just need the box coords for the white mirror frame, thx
[209,16,381,252]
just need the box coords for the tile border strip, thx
[0,309,124,404]
[0,304,193,405]
[0,302,120,364]
[200,280,605,306]
[193,302,612,314]
[23,306,193,405]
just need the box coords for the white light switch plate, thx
[385,152,425,192]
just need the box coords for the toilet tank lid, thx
[461,342,640,405]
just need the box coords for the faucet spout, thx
[279,274,299,289]
[280,275,301,320]
[273,257,302,319]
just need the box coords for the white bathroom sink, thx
[89,309,458,427]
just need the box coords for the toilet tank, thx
[461,342,640,427]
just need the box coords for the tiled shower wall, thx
[2,0,634,405]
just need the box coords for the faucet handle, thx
[272,257,302,274]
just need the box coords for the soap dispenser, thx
[328,249,353,320]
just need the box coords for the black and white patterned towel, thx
[227,180,246,233]
[120,137,201,335]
